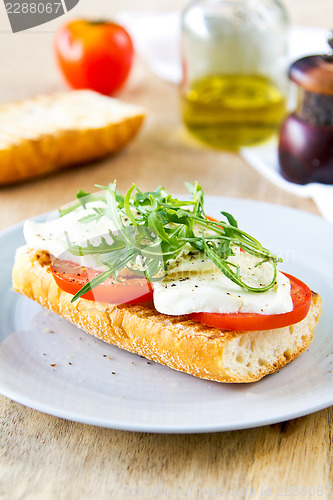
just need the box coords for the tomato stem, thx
[87,20,109,26]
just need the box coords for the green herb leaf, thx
[64,182,281,301]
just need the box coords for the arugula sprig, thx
[62,182,281,302]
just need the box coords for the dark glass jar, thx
[278,39,333,184]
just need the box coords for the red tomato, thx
[50,260,153,305]
[190,273,312,331]
[54,20,134,95]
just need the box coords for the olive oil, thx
[181,75,286,150]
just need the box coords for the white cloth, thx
[116,11,333,221]
[241,143,333,223]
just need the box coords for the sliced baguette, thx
[0,90,145,185]
[12,247,322,383]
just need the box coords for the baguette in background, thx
[0,90,145,185]
[12,247,322,384]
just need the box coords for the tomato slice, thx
[50,259,153,305]
[51,258,312,331]
[189,273,312,331]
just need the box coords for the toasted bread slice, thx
[0,90,145,185]
[12,247,322,383]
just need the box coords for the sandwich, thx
[12,183,322,383]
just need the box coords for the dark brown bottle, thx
[278,34,333,184]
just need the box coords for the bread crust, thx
[12,247,322,383]
[0,91,145,185]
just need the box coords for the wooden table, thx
[0,0,332,498]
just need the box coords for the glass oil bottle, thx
[181,0,289,150]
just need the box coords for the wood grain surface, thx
[0,0,332,499]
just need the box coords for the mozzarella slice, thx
[153,249,293,316]
[24,201,115,269]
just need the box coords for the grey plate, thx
[0,197,332,433]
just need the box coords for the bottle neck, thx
[297,88,333,126]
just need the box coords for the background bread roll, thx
[0,90,145,185]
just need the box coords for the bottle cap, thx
[289,32,333,95]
